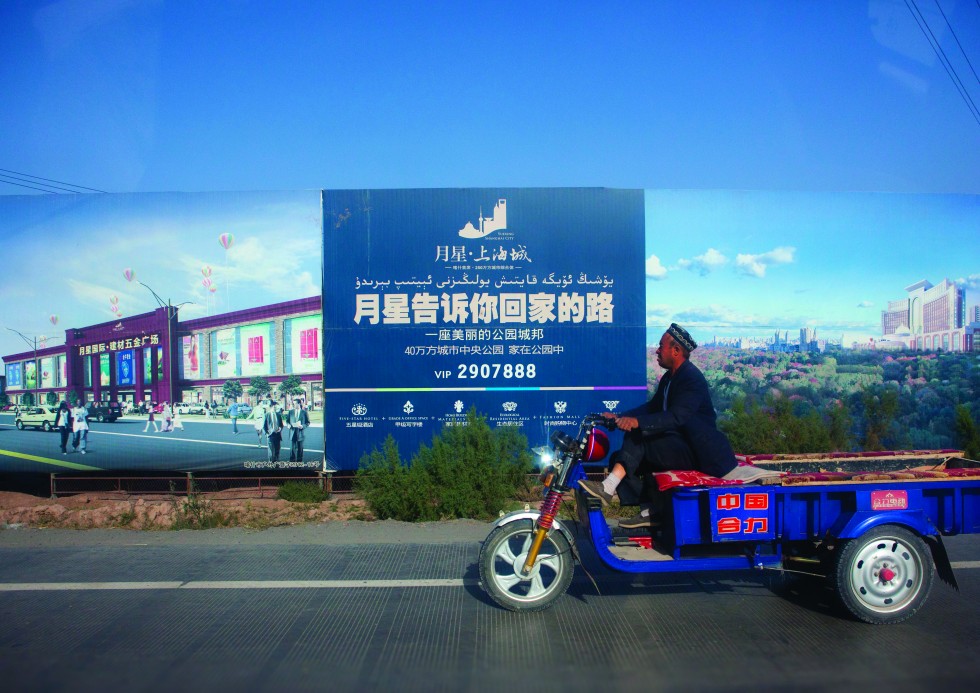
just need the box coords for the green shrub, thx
[356,409,533,521]
[170,489,229,530]
[276,480,331,503]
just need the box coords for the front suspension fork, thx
[520,487,564,576]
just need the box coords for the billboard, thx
[0,189,323,473]
[116,350,136,387]
[39,357,56,389]
[1,187,977,474]
[321,188,647,468]
[285,314,321,373]
[240,322,273,377]
[5,363,22,390]
[181,334,201,379]
[214,328,238,378]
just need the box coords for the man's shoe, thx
[618,513,663,530]
[578,479,613,506]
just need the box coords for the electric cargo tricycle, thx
[478,414,980,624]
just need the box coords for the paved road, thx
[1,524,978,692]
[0,413,325,473]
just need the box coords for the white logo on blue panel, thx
[459,199,507,239]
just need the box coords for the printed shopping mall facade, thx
[2,296,322,409]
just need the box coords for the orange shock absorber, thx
[521,488,563,575]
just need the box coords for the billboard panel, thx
[181,334,201,379]
[39,357,56,389]
[240,322,273,377]
[6,363,22,390]
[214,328,238,378]
[0,189,322,473]
[285,314,322,374]
[322,188,647,469]
[116,349,135,387]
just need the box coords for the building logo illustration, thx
[458,198,508,239]
[351,403,367,416]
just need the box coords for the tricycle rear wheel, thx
[479,519,573,612]
[832,524,933,624]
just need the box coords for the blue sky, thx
[1,1,978,194]
[1,1,978,356]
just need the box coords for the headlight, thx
[531,445,554,468]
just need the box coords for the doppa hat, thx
[667,323,697,352]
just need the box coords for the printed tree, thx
[247,376,272,399]
[276,375,304,400]
[222,380,243,402]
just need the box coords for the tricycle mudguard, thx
[491,511,579,561]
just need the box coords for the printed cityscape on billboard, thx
[0,190,323,473]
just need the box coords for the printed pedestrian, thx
[55,401,72,455]
[252,399,267,448]
[286,399,310,462]
[229,400,240,434]
[263,401,284,462]
[161,402,173,432]
[143,403,159,432]
[71,399,90,454]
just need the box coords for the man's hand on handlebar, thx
[602,412,639,432]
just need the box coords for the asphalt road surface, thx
[1,523,978,692]
[0,413,325,473]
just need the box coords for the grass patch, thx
[170,484,230,530]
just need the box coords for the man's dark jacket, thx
[623,359,736,478]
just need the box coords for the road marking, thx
[0,579,475,592]
[0,426,324,455]
[0,448,101,471]
[1,563,978,592]
[85,429,325,454]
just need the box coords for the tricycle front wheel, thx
[479,519,573,612]
[833,524,934,625]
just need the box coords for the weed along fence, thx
[48,471,355,500]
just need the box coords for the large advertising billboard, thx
[1,188,977,474]
[0,189,323,473]
[321,188,648,469]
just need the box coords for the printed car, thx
[175,402,206,415]
[15,405,59,431]
[88,401,122,423]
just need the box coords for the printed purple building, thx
[3,296,322,408]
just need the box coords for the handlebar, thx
[582,413,617,430]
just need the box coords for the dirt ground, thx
[0,490,374,530]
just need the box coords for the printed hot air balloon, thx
[209,286,217,293]
[49,315,58,325]
[202,265,212,277]
[123,268,135,282]
[110,304,119,314]
[202,278,212,288]
[109,295,119,305]
[218,233,234,250]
